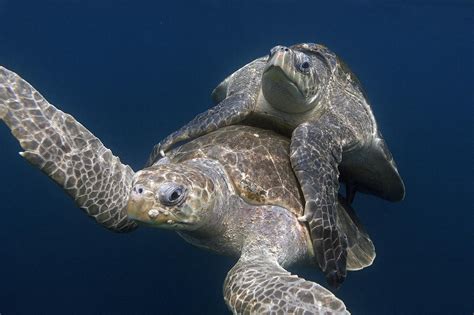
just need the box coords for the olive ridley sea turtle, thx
[147,43,405,287]
[0,66,376,314]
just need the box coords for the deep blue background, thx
[0,0,472,314]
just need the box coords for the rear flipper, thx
[336,195,376,270]
[224,254,349,314]
[0,66,137,232]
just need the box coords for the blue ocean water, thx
[0,0,472,314]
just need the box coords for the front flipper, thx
[147,92,255,166]
[224,255,349,314]
[0,66,137,232]
[290,122,347,288]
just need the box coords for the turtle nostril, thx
[270,46,288,57]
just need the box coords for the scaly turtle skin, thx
[147,43,404,287]
[0,66,375,314]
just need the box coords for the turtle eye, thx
[297,59,311,73]
[132,184,146,195]
[158,183,187,206]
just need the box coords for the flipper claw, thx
[298,214,309,222]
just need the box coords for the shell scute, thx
[168,126,304,216]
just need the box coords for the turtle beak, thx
[126,186,178,227]
[265,45,292,72]
[269,45,290,57]
[126,199,179,227]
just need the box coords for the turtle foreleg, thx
[290,121,348,288]
[147,92,255,166]
[0,66,137,232]
[224,254,349,314]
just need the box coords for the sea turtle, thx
[0,66,376,314]
[147,43,405,286]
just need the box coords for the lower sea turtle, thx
[0,66,375,314]
[147,43,405,286]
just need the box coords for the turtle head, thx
[262,44,331,113]
[126,163,216,231]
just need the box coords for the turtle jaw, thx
[262,49,314,114]
[126,190,197,230]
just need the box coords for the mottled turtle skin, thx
[0,66,376,314]
[148,43,405,286]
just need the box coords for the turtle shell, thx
[166,125,304,217]
[164,125,375,270]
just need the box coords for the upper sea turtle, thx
[147,43,404,286]
[0,66,375,314]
